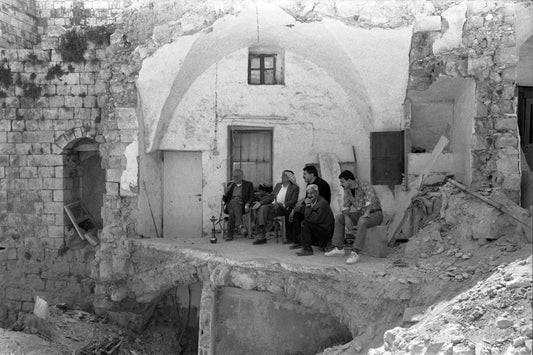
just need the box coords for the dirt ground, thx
[0,217,532,355]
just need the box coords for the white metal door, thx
[163,151,203,238]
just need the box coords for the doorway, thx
[163,151,203,238]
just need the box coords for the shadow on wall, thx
[215,287,352,355]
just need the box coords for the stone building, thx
[0,0,532,353]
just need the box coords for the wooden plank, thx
[447,179,531,229]
[318,152,342,216]
[386,135,449,244]
[404,128,411,190]
[64,202,87,241]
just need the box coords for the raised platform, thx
[93,236,427,353]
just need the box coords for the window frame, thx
[247,46,285,85]
[227,126,274,187]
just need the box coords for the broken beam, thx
[386,135,449,245]
[446,178,532,242]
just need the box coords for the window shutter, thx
[370,131,405,185]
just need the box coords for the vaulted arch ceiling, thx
[146,2,373,152]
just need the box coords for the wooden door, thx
[163,151,203,238]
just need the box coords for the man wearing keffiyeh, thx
[252,170,300,245]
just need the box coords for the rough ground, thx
[0,218,532,355]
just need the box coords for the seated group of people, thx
[222,166,383,264]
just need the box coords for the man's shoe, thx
[253,238,267,245]
[289,244,302,250]
[324,247,345,257]
[346,251,360,264]
[225,236,234,241]
[296,249,314,256]
[282,239,292,245]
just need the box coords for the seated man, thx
[325,170,383,264]
[222,169,254,241]
[293,184,334,256]
[289,165,331,248]
[252,170,299,245]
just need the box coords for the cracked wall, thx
[1,0,532,336]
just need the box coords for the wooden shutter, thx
[370,131,405,185]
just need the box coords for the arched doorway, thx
[63,138,105,232]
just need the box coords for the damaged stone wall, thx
[408,2,524,201]
[0,39,109,325]
[95,240,418,354]
[0,0,38,48]
[35,0,125,33]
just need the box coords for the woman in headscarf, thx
[251,170,300,244]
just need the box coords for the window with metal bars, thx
[229,127,273,187]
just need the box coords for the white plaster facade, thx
[136,2,413,233]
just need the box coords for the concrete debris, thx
[368,256,533,354]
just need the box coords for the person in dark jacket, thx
[252,170,299,245]
[289,165,331,248]
[293,184,334,256]
[222,169,254,241]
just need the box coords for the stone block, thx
[64,96,83,108]
[467,56,493,76]
[501,67,517,83]
[48,96,65,108]
[73,108,89,120]
[0,120,10,131]
[361,225,388,258]
[2,108,17,120]
[413,16,441,32]
[55,85,70,96]
[106,169,123,182]
[20,167,38,178]
[43,178,63,190]
[39,167,56,177]
[47,225,64,238]
[83,95,97,108]
[23,131,54,143]
[494,47,518,65]
[0,155,9,166]
[115,108,138,129]
[27,178,43,190]
[106,182,119,195]
[11,120,25,131]
[0,144,16,155]
[70,85,87,96]
[495,134,518,148]
[58,107,74,120]
[43,202,64,214]
[79,72,95,85]
[63,73,79,85]
[495,118,518,131]
[502,174,521,190]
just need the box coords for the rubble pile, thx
[368,256,532,355]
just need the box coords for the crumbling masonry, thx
[0,0,532,353]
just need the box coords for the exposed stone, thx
[494,47,518,65]
[413,16,441,32]
[495,316,514,329]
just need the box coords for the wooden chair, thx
[272,215,286,243]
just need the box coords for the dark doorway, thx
[64,138,105,229]
[518,86,533,169]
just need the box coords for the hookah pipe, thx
[210,181,235,244]
[210,216,217,244]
